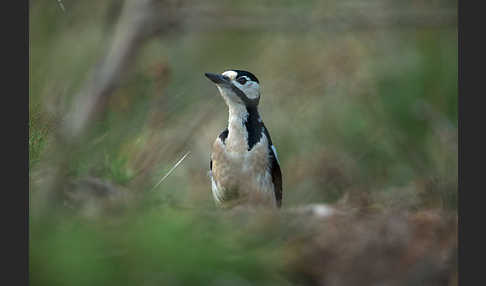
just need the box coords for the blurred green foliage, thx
[29,105,49,169]
[30,209,289,286]
[29,0,457,285]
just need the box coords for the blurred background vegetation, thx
[29,0,457,285]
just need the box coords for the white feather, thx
[222,70,238,80]
[210,173,222,204]
[234,79,260,100]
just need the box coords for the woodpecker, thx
[205,70,282,209]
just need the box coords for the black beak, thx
[205,72,230,85]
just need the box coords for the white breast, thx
[210,131,277,208]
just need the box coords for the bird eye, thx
[237,77,247,85]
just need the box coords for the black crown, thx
[231,70,260,83]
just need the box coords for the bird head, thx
[205,70,261,107]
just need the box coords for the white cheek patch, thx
[236,81,260,100]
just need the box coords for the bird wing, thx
[262,125,282,207]
[269,145,282,207]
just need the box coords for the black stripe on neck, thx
[244,106,263,150]
[231,84,260,106]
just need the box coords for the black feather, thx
[244,106,263,150]
[270,154,282,207]
[232,70,260,83]
[263,126,282,207]
[219,129,229,143]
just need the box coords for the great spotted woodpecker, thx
[205,70,282,208]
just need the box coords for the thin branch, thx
[151,151,191,191]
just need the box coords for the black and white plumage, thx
[205,70,282,208]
